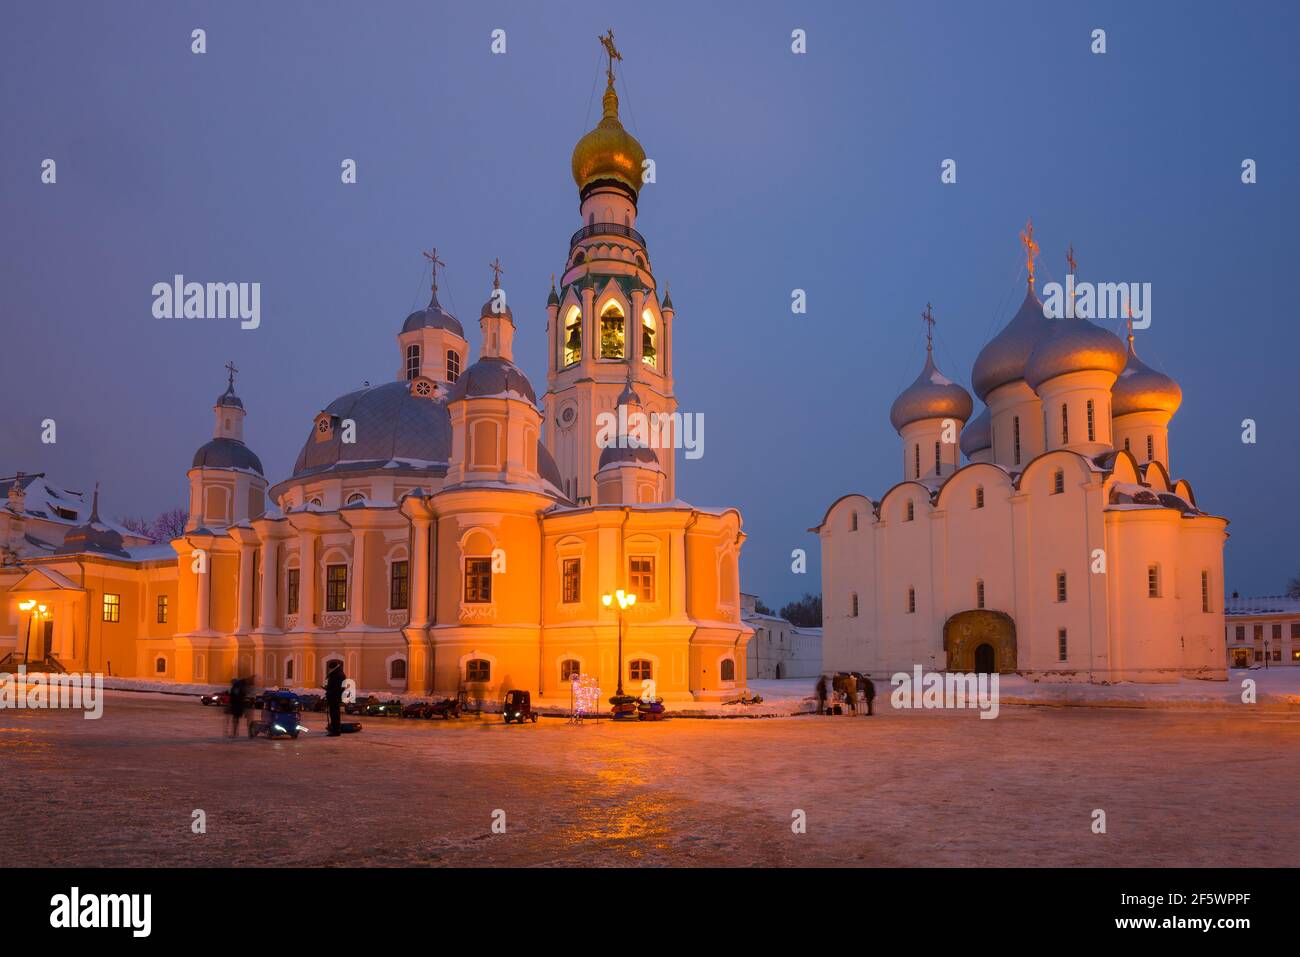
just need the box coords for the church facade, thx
[815,234,1228,683]
[0,41,752,703]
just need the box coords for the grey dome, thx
[1112,336,1181,417]
[971,289,1054,401]
[538,442,566,493]
[215,383,244,410]
[889,349,973,432]
[293,380,451,478]
[446,356,537,405]
[193,437,264,475]
[960,406,992,457]
[598,443,660,469]
[402,289,464,337]
[1025,315,1126,391]
[480,296,513,320]
[56,487,128,558]
[617,377,641,406]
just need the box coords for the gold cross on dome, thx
[224,360,238,388]
[921,302,935,351]
[489,257,505,289]
[1066,242,1078,276]
[422,247,445,290]
[1020,218,1039,289]
[599,29,622,84]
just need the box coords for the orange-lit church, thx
[0,41,753,703]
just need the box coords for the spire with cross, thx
[921,302,936,354]
[489,257,505,290]
[422,247,445,293]
[599,28,622,86]
[1020,218,1039,290]
[225,360,238,390]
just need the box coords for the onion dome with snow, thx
[446,355,537,405]
[1024,312,1127,391]
[960,406,992,458]
[1112,333,1182,417]
[192,438,264,474]
[889,344,973,433]
[971,289,1054,401]
[402,287,464,337]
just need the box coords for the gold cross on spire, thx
[599,29,622,86]
[224,360,238,388]
[1126,301,1135,342]
[489,257,505,289]
[1066,242,1077,276]
[422,247,445,291]
[1020,218,1039,290]
[921,302,936,352]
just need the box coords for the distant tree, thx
[753,597,774,615]
[1287,576,1300,599]
[118,515,155,539]
[151,508,188,542]
[780,592,823,628]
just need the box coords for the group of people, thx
[815,672,875,716]
[223,659,350,737]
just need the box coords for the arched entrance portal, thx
[943,609,1016,673]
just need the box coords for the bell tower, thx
[544,31,676,505]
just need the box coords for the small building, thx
[1224,595,1300,668]
[741,593,821,679]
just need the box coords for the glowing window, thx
[641,309,657,366]
[563,307,582,366]
[599,302,625,358]
[405,344,421,381]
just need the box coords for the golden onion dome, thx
[1024,314,1127,391]
[572,81,646,196]
[1112,335,1182,417]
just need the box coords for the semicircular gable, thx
[1173,478,1197,508]
[877,481,933,521]
[934,462,1014,509]
[1014,448,1094,491]
[811,493,874,532]
[1142,459,1173,492]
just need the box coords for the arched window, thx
[390,658,407,681]
[1147,564,1160,598]
[641,309,657,367]
[976,579,985,609]
[913,444,920,479]
[285,657,295,681]
[599,302,625,358]
[1086,399,1096,442]
[155,656,166,674]
[974,485,985,509]
[1201,570,1211,613]
[1060,404,1069,444]
[850,511,858,531]
[563,307,582,366]
[560,658,581,682]
[1056,572,1068,603]
[446,349,461,382]
[934,440,942,475]
[346,492,365,505]
[405,344,421,381]
[1052,469,1064,494]
[1013,416,1022,465]
[720,658,736,682]
[1146,434,1154,461]
[907,587,916,614]
[905,500,914,522]
[629,659,652,681]
[850,592,859,617]
[465,659,491,682]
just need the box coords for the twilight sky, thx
[2,1,1296,607]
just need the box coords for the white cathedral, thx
[815,231,1228,683]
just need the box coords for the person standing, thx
[226,677,247,738]
[325,660,345,736]
[815,674,828,715]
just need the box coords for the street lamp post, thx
[602,589,636,697]
[18,600,35,664]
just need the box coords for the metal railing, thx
[569,222,647,250]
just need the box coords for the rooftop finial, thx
[422,247,445,293]
[921,302,936,354]
[1126,302,1135,344]
[89,481,101,523]
[489,257,505,290]
[599,28,622,88]
[1020,218,1039,290]
[1066,242,1077,276]
[224,360,238,391]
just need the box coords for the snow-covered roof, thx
[0,473,150,544]
[1225,595,1300,617]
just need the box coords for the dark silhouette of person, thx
[861,674,876,716]
[226,677,247,738]
[325,660,345,736]
[815,674,828,715]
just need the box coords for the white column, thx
[196,560,212,634]
[298,531,317,630]
[236,543,255,634]
[258,538,278,630]
[410,517,431,628]
[349,527,366,627]
[669,526,687,619]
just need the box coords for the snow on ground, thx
[2,691,1296,867]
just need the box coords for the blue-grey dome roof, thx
[1025,315,1126,391]
[193,437,264,475]
[402,289,464,337]
[480,296,513,320]
[56,487,128,558]
[889,349,973,432]
[598,443,660,469]
[971,289,1054,401]
[1112,335,1181,417]
[960,406,992,457]
[446,356,537,405]
[215,383,244,410]
[293,380,452,478]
